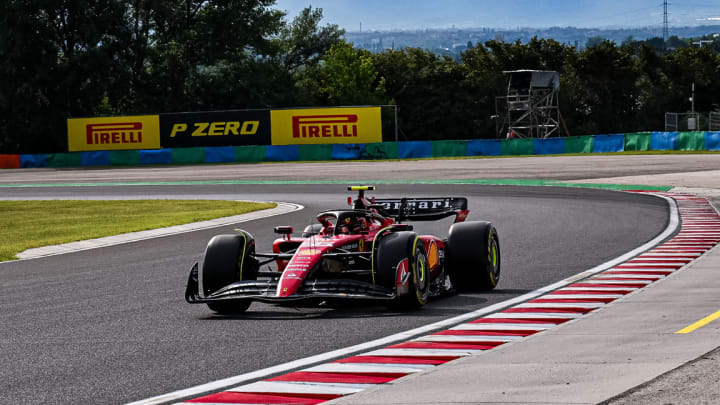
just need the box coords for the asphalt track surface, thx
[0,181,670,405]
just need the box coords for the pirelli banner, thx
[270,107,382,145]
[68,107,381,151]
[67,115,161,152]
[160,110,270,148]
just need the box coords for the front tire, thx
[446,221,500,291]
[375,232,430,309]
[201,232,257,314]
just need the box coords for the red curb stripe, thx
[604,270,672,275]
[186,391,340,403]
[433,330,534,337]
[503,307,594,314]
[387,342,503,350]
[627,259,691,263]
[470,317,567,324]
[592,276,659,281]
[336,355,456,364]
[530,297,617,303]
[549,289,632,295]
[569,282,644,289]
[614,264,682,270]
[269,371,404,384]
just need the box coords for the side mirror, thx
[273,226,293,235]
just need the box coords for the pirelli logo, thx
[272,107,381,145]
[67,115,160,151]
[86,122,143,145]
[292,115,358,138]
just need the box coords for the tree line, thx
[2,0,719,153]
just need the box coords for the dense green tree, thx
[302,42,386,106]
[0,0,131,153]
[3,1,720,153]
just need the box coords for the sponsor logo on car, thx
[380,199,454,210]
[396,258,410,286]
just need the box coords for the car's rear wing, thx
[373,197,469,223]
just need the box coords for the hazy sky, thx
[273,0,720,31]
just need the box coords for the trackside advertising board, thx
[67,115,161,152]
[160,110,271,148]
[270,107,382,145]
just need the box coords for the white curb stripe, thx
[415,335,523,343]
[229,381,364,395]
[516,302,605,309]
[450,323,555,331]
[304,363,426,374]
[364,348,481,357]
[543,293,624,299]
[487,312,584,319]
[593,274,665,280]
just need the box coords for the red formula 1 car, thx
[185,186,500,313]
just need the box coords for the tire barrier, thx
[3,131,719,169]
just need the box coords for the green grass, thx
[0,200,276,261]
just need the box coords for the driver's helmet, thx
[339,215,367,234]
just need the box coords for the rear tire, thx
[201,232,257,314]
[446,221,500,291]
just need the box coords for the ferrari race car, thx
[185,186,500,313]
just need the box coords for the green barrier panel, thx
[46,152,83,168]
[431,140,467,157]
[624,132,651,151]
[109,150,140,166]
[171,147,205,164]
[676,131,705,151]
[362,142,398,160]
[500,139,534,156]
[298,144,333,161]
[235,145,266,163]
[564,135,593,154]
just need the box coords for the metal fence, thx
[710,112,720,132]
[665,112,702,131]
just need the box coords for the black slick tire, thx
[375,231,430,309]
[201,232,257,314]
[446,221,500,291]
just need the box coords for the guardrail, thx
[2,131,720,169]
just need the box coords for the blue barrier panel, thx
[331,144,362,160]
[533,138,565,155]
[20,154,48,168]
[706,132,720,151]
[466,139,501,156]
[592,134,625,153]
[205,146,236,163]
[398,141,432,159]
[139,149,172,165]
[81,151,110,166]
[650,132,678,150]
[265,145,299,161]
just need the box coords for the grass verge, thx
[0,200,276,261]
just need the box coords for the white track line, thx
[126,194,679,405]
[15,202,304,261]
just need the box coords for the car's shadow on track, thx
[198,288,533,320]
